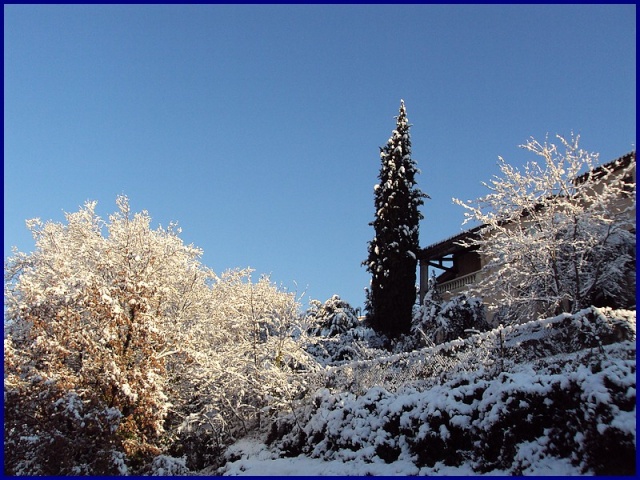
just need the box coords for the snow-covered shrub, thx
[303,327,383,367]
[412,289,489,345]
[148,455,189,476]
[488,306,636,376]
[301,295,376,365]
[2,374,129,475]
[170,268,321,471]
[266,325,636,475]
[306,295,359,337]
[319,306,636,400]
[297,295,393,367]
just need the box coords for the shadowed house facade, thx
[417,151,637,308]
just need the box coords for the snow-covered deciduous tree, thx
[453,136,636,324]
[364,100,428,338]
[173,268,318,470]
[4,196,215,474]
[4,196,318,474]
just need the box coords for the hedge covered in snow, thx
[235,308,636,476]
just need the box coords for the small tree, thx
[301,295,382,365]
[306,295,359,337]
[364,100,428,338]
[454,135,636,323]
[180,268,315,445]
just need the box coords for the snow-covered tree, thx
[412,289,488,346]
[364,100,428,338]
[300,295,381,365]
[174,268,317,469]
[3,196,215,474]
[4,196,318,474]
[454,136,636,324]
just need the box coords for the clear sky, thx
[4,4,636,311]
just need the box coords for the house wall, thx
[455,251,481,276]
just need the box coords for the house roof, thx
[574,151,635,185]
[417,225,483,260]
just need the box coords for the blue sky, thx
[4,4,636,310]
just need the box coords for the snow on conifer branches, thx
[364,100,428,338]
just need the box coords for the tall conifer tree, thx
[364,100,427,338]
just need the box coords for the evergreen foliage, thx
[306,295,359,337]
[412,287,489,346]
[302,296,386,366]
[364,100,427,338]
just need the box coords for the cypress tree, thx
[363,100,427,338]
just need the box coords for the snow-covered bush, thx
[306,295,359,337]
[303,326,383,367]
[412,289,489,345]
[148,455,189,476]
[174,268,319,471]
[265,309,636,475]
[299,296,391,367]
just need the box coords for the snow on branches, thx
[453,135,635,324]
[364,100,428,337]
[3,196,315,474]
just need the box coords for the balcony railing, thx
[436,271,478,294]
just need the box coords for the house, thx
[417,151,636,307]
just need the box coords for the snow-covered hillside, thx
[217,307,636,476]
